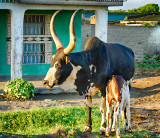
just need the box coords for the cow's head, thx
[43,10,81,90]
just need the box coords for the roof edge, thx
[15,0,123,6]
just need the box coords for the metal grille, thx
[24,15,45,35]
[0,0,14,3]
[23,15,45,64]
[23,43,45,64]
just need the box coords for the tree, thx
[109,3,159,14]
[129,3,159,13]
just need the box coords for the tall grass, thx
[0,106,100,135]
[0,106,159,137]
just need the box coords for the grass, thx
[0,105,159,137]
[135,58,160,75]
[136,63,160,69]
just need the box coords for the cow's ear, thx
[52,55,55,59]
[66,56,70,64]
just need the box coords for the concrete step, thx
[34,87,76,94]
[0,87,76,95]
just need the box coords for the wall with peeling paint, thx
[0,10,82,77]
[0,10,11,76]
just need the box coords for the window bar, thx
[31,16,33,35]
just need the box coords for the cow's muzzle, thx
[42,80,55,89]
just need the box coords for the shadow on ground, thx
[0,129,160,138]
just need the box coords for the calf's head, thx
[43,10,81,89]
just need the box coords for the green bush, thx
[143,54,160,63]
[3,78,34,100]
[153,54,160,62]
[142,23,156,27]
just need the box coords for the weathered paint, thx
[0,3,109,78]
[0,10,11,76]
[95,9,108,43]
[11,7,25,79]
[0,10,82,76]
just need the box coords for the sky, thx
[109,0,160,11]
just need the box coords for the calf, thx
[106,75,132,138]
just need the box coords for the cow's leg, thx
[126,99,132,133]
[115,102,122,138]
[110,103,116,132]
[99,95,106,135]
[122,107,128,132]
[84,95,92,133]
[105,100,111,137]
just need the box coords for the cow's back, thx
[84,37,135,81]
[105,43,135,81]
[84,37,101,51]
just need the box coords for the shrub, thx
[143,54,160,63]
[142,23,156,27]
[3,78,34,100]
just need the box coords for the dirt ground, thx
[0,75,160,137]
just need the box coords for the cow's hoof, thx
[99,127,105,135]
[105,132,109,137]
[117,135,121,138]
[116,131,121,138]
[99,129,105,135]
[84,126,92,133]
[111,127,115,133]
[128,127,132,133]
[123,128,127,133]
[105,130,109,137]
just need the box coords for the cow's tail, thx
[127,78,133,90]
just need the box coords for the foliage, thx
[0,106,159,137]
[143,54,160,63]
[128,3,159,13]
[3,78,34,100]
[97,91,101,97]
[109,3,159,14]
[142,23,156,27]
[109,9,127,13]
[135,55,160,76]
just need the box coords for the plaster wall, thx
[81,25,160,61]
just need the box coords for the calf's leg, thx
[126,98,132,133]
[99,95,106,135]
[110,103,116,132]
[105,100,111,137]
[122,107,128,132]
[115,102,122,138]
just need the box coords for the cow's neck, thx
[68,51,94,95]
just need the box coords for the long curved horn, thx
[50,10,64,50]
[64,9,82,55]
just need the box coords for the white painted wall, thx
[0,2,111,79]
[95,9,108,43]
[10,7,26,79]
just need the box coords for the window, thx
[23,15,45,64]
[23,43,45,64]
[6,13,53,65]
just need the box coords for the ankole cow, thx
[43,9,135,134]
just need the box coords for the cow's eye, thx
[55,63,60,68]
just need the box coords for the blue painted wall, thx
[84,13,136,21]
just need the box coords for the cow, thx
[43,9,135,135]
[106,75,132,138]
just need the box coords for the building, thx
[0,0,124,80]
